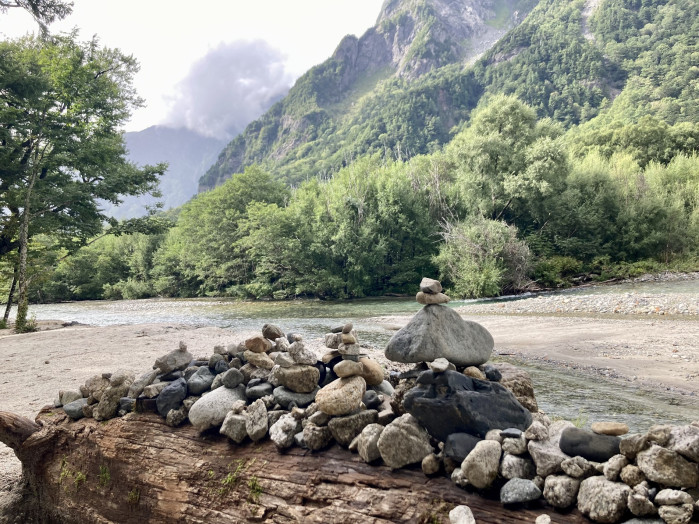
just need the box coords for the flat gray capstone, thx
[384,304,493,366]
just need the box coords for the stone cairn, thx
[55,278,699,524]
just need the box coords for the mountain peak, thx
[373,0,534,78]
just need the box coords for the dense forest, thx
[21,94,699,302]
[1,0,698,314]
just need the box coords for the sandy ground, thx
[1,311,698,520]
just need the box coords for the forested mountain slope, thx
[200,0,537,188]
[200,0,697,190]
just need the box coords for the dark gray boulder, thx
[559,427,621,462]
[221,368,244,389]
[483,364,502,382]
[444,432,482,463]
[384,305,493,366]
[403,370,532,441]
[63,398,89,420]
[273,386,319,409]
[156,378,188,417]
[119,397,135,414]
[246,382,274,400]
[187,367,215,395]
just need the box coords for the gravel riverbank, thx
[455,272,699,317]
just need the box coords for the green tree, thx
[151,166,288,296]
[0,34,165,330]
[446,95,568,229]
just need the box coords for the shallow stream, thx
[18,279,699,433]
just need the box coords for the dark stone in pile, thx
[246,382,274,400]
[159,370,184,381]
[136,397,158,413]
[444,432,482,463]
[483,364,502,382]
[119,397,135,414]
[403,370,533,441]
[214,359,229,375]
[273,386,319,409]
[362,390,382,409]
[559,427,621,462]
[64,398,88,420]
[156,378,188,417]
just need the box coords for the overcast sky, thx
[2,0,383,136]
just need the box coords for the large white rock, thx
[577,477,630,523]
[668,424,699,462]
[269,413,301,449]
[245,399,268,442]
[448,505,476,524]
[636,444,699,488]
[188,385,246,432]
[377,414,433,469]
[315,376,366,416]
[528,420,573,477]
[461,440,502,489]
[357,423,384,463]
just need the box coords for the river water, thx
[17,279,699,433]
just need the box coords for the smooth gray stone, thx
[222,368,244,389]
[385,305,493,366]
[246,382,274,400]
[119,397,135,414]
[500,478,542,504]
[559,427,621,462]
[370,380,395,397]
[214,359,229,375]
[273,386,319,409]
[188,385,246,432]
[483,364,502,381]
[187,367,215,395]
[362,390,381,409]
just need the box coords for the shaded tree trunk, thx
[14,169,37,332]
[0,408,592,524]
[3,262,18,324]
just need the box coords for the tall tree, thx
[0,33,165,330]
[0,0,73,31]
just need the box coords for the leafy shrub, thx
[103,279,154,300]
[533,256,584,288]
[434,217,532,298]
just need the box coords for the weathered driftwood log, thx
[1,408,592,523]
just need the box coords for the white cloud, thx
[163,40,292,139]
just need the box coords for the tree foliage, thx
[0,33,165,328]
[0,0,73,31]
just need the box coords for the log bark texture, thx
[1,408,593,523]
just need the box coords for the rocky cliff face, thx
[376,0,532,77]
[329,0,533,84]
[200,0,537,191]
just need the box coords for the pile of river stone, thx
[53,277,698,524]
